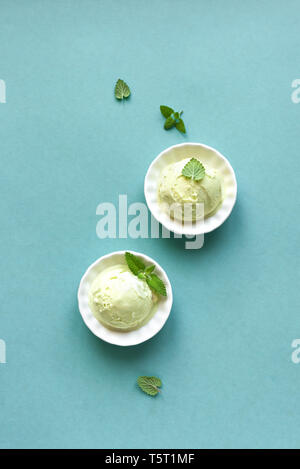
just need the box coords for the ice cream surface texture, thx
[158,158,223,221]
[89,264,156,332]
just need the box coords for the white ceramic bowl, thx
[144,142,237,235]
[78,251,173,346]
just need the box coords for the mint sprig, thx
[125,252,167,297]
[160,105,186,133]
[137,376,162,396]
[182,158,205,181]
[115,79,131,100]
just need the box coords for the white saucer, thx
[144,142,237,235]
[78,251,173,346]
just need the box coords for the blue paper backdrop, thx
[0,0,300,449]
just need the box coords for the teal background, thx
[0,0,300,449]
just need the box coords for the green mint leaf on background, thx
[182,158,205,181]
[164,116,175,129]
[146,273,167,296]
[125,252,145,275]
[160,105,174,118]
[175,118,186,133]
[160,105,186,133]
[137,376,162,396]
[114,79,131,100]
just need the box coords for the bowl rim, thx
[144,142,237,235]
[77,250,173,346]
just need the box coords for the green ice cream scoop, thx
[89,265,156,332]
[158,158,223,221]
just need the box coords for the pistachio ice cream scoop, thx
[89,264,156,332]
[158,158,223,221]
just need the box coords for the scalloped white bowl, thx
[78,251,173,346]
[144,142,237,235]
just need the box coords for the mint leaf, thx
[160,105,174,118]
[146,274,167,296]
[182,158,205,181]
[164,116,175,129]
[145,265,155,274]
[115,79,131,100]
[160,105,186,133]
[125,252,145,275]
[137,376,162,396]
[175,118,186,133]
